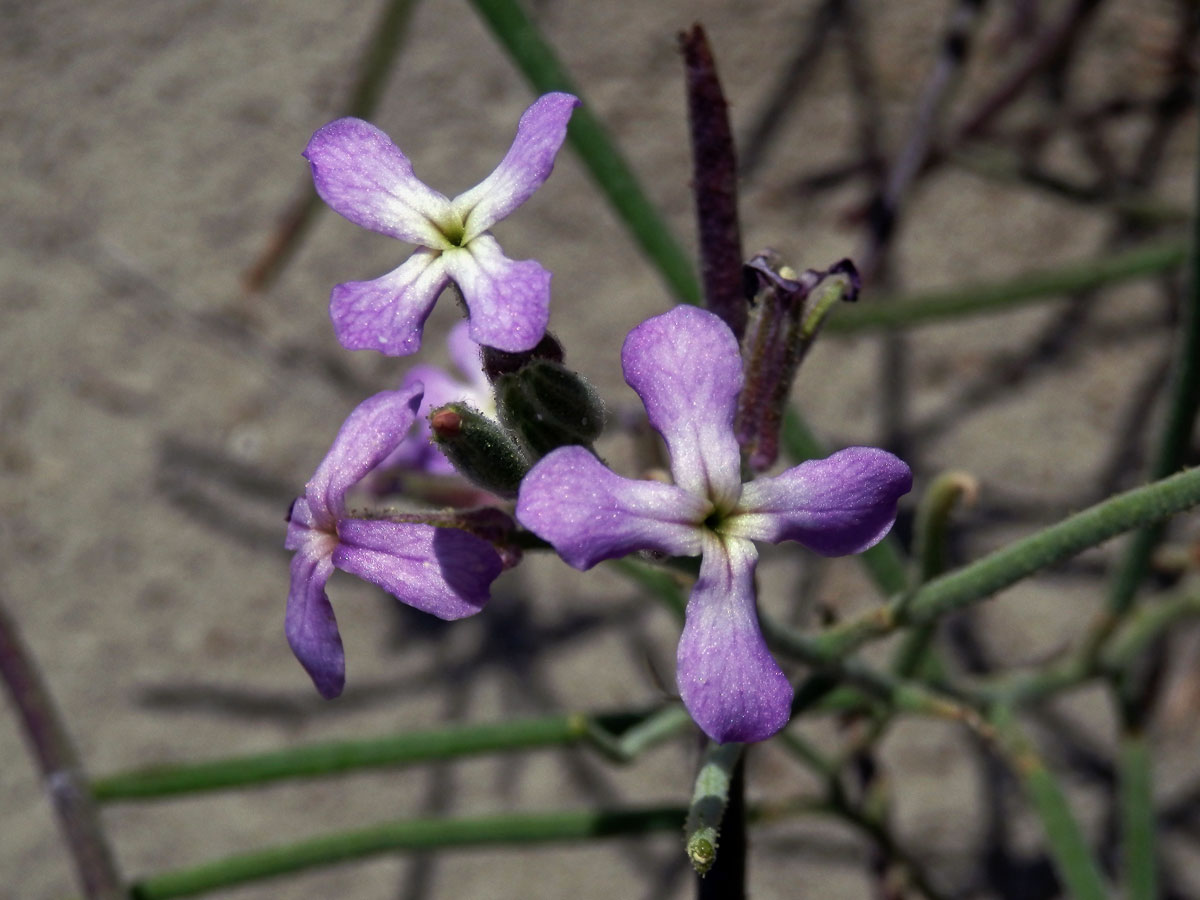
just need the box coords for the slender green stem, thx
[825,239,1187,333]
[973,591,1200,707]
[814,465,1200,662]
[584,704,691,763]
[685,742,744,875]
[128,806,688,899]
[93,714,591,801]
[892,472,977,679]
[609,557,688,621]
[1103,130,1200,625]
[990,706,1110,900]
[1099,139,1200,894]
[465,0,701,304]
[1118,731,1157,900]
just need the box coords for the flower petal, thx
[621,306,744,509]
[285,540,345,699]
[454,93,580,241]
[333,520,500,619]
[443,235,550,352]
[445,320,491,397]
[330,249,450,356]
[516,445,707,569]
[676,534,792,744]
[306,386,424,523]
[304,117,452,246]
[724,447,912,555]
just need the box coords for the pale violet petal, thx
[333,520,500,620]
[516,446,707,570]
[445,320,491,400]
[676,534,792,744]
[454,93,580,241]
[443,235,550,352]
[622,306,744,509]
[306,386,423,522]
[285,540,345,699]
[304,117,453,246]
[330,249,449,356]
[724,447,912,555]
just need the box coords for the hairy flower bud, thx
[430,403,530,498]
[495,361,606,458]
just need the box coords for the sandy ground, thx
[1,0,1197,898]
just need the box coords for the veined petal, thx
[443,235,550,352]
[622,306,744,509]
[330,249,450,356]
[333,520,500,620]
[516,446,707,570]
[676,534,792,744]
[724,447,912,555]
[306,386,424,523]
[454,93,580,241]
[304,117,453,246]
[285,542,345,699]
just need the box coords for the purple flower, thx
[516,306,912,743]
[304,93,580,356]
[285,385,503,698]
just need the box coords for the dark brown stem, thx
[681,23,747,339]
[0,592,124,899]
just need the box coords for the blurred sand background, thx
[1,0,1197,897]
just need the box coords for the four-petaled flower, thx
[516,306,912,744]
[304,93,580,357]
[285,386,503,698]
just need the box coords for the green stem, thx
[825,240,1186,333]
[1103,130,1200,625]
[128,806,687,899]
[1118,731,1157,900]
[892,471,977,679]
[815,466,1200,662]
[991,706,1110,900]
[685,742,744,875]
[974,591,1200,707]
[465,0,701,304]
[93,714,591,801]
[584,704,691,763]
[609,557,688,621]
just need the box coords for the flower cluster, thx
[286,93,912,744]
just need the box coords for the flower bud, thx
[429,403,529,498]
[481,331,565,382]
[495,361,606,458]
